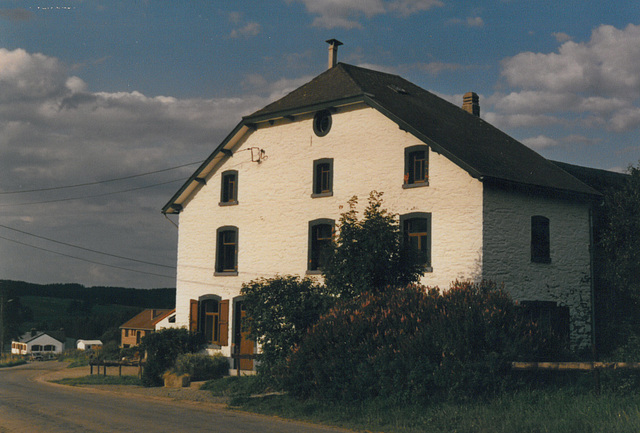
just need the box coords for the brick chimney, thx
[462,92,480,117]
[326,39,343,69]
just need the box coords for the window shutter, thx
[189,299,198,332]
[219,300,229,346]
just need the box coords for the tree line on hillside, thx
[0,280,175,349]
[0,280,175,308]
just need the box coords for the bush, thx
[286,281,563,402]
[140,328,205,387]
[323,192,425,298]
[175,353,229,381]
[241,275,334,385]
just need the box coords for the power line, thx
[0,160,204,195]
[0,177,185,207]
[0,223,175,269]
[0,234,175,279]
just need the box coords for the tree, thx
[597,163,640,352]
[240,275,333,383]
[322,191,425,298]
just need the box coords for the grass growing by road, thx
[52,375,142,386]
[0,355,27,368]
[202,376,640,433]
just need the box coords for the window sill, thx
[531,259,551,264]
[214,271,238,276]
[305,270,323,275]
[219,201,238,206]
[403,182,429,189]
[311,192,333,198]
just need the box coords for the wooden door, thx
[234,301,254,370]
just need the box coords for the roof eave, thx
[162,122,253,214]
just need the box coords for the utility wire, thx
[0,234,175,279]
[0,178,185,207]
[0,223,175,269]
[0,160,204,195]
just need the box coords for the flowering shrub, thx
[286,281,563,402]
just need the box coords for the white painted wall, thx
[482,187,593,348]
[174,105,485,356]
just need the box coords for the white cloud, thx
[552,32,572,43]
[489,24,640,132]
[466,16,484,27]
[288,0,442,29]
[502,24,640,98]
[521,135,560,150]
[0,48,285,288]
[229,21,261,38]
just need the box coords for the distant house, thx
[119,309,174,348]
[76,339,103,351]
[11,330,65,356]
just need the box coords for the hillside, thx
[1,280,176,343]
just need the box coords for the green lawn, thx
[52,375,142,386]
[201,376,640,433]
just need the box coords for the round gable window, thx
[313,110,332,137]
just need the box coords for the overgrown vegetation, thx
[223,382,640,433]
[322,191,425,298]
[53,375,142,387]
[596,162,640,354]
[0,354,27,368]
[174,353,229,381]
[140,328,205,387]
[286,281,563,402]
[241,275,333,384]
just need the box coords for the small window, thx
[312,158,333,197]
[531,216,550,263]
[216,226,238,274]
[313,110,332,137]
[308,219,334,272]
[220,170,238,205]
[404,145,429,188]
[400,212,432,271]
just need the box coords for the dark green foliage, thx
[322,191,425,298]
[596,163,640,353]
[0,280,175,308]
[140,328,205,387]
[286,281,563,402]
[175,353,229,381]
[240,275,334,384]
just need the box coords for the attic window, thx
[313,110,332,137]
[388,84,408,95]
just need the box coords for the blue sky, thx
[1,0,639,288]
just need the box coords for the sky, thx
[1,0,639,289]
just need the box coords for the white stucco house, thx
[163,42,603,364]
[11,331,65,356]
[76,339,103,351]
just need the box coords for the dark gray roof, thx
[247,63,599,198]
[163,63,599,213]
[550,161,629,194]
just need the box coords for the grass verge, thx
[52,375,142,386]
[0,355,27,368]
[202,376,640,433]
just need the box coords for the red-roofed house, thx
[119,309,175,348]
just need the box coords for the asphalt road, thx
[0,362,350,433]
